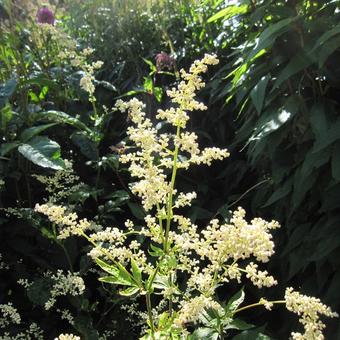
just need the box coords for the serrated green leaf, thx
[225,288,245,314]
[95,258,119,276]
[131,257,142,285]
[20,123,57,142]
[150,273,169,290]
[148,243,164,257]
[18,136,65,170]
[119,286,140,296]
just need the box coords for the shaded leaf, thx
[0,78,16,109]
[250,75,270,114]
[20,123,57,142]
[272,50,314,89]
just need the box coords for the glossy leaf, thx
[18,136,65,170]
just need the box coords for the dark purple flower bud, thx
[155,52,175,71]
[36,7,55,25]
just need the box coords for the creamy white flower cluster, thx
[35,203,92,239]
[87,227,147,267]
[174,295,223,327]
[0,322,44,340]
[285,287,338,340]
[0,303,21,328]
[171,207,279,293]
[44,270,85,310]
[33,160,83,203]
[157,54,219,128]
[59,46,103,102]
[55,334,80,340]
[73,48,103,102]
[115,55,229,211]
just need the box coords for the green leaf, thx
[142,58,157,72]
[317,36,340,67]
[131,257,142,285]
[250,96,299,141]
[0,103,13,129]
[225,288,245,314]
[148,243,164,257]
[20,123,57,142]
[34,110,92,133]
[301,147,331,178]
[226,319,253,331]
[0,78,16,109]
[27,278,52,306]
[119,286,140,296]
[18,136,65,170]
[232,329,271,340]
[272,50,314,90]
[262,177,293,207]
[191,327,219,340]
[127,202,145,219]
[312,117,340,153]
[207,5,248,23]
[71,132,99,160]
[95,258,119,276]
[150,273,169,290]
[153,87,163,102]
[250,75,270,114]
[247,17,298,61]
[0,141,19,156]
[312,24,340,51]
[331,141,340,181]
[291,166,318,210]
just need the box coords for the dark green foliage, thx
[208,0,340,337]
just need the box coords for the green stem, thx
[91,101,98,118]
[156,202,164,244]
[146,292,155,338]
[164,125,181,252]
[234,300,286,314]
